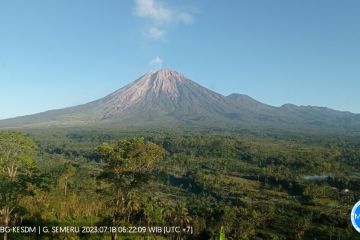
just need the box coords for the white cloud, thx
[134,0,172,24]
[145,26,165,39]
[134,0,194,40]
[149,56,163,70]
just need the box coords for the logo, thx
[351,200,360,233]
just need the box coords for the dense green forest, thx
[1,128,360,239]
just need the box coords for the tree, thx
[58,164,76,197]
[96,137,164,240]
[0,131,36,240]
[170,201,192,240]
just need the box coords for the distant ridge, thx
[1,69,360,132]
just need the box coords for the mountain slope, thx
[0,69,360,132]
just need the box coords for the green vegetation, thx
[0,128,360,239]
[0,132,37,240]
[96,137,165,240]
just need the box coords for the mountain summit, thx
[99,69,235,124]
[1,69,360,132]
[101,69,203,118]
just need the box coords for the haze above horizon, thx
[0,0,359,120]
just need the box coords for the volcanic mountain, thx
[1,69,360,132]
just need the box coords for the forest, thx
[1,127,360,240]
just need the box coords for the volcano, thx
[1,69,360,132]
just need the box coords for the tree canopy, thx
[0,131,36,179]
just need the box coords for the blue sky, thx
[0,0,359,119]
